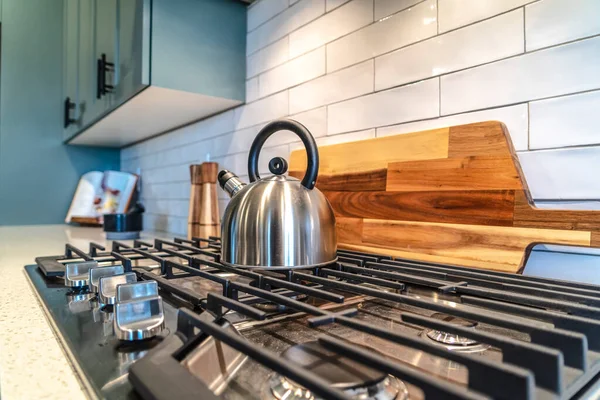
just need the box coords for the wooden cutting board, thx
[289,121,600,273]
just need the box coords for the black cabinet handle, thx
[97,53,115,98]
[64,97,76,128]
[96,58,103,99]
[101,53,114,95]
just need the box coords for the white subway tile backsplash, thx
[526,0,600,51]
[289,0,373,58]
[289,106,328,138]
[218,199,230,220]
[246,78,259,102]
[212,108,327,161]
[248,0,288,32]
[258,47,325,98]
[441,36,600,115]
[246,36,289,78]
[438,0,533,33]
[214,126,259,157]
[376,103,529,151]
[219,108,328,155]
[530,90,600,150]
[289,60,374,114]
[327,78,439,135]
[247,0,325,55]
[375,10,524,90]
[214,153,248,177]
[176,110,236,146]
[145,214,187,235]
[316,128,376,146]
[534,201,600,211]
[178,138,213,164]
[519,147,600,200]
[326,0,350,12]
[234,91,289,129]
[374,0,422,21]
[122,109,236,164]
[148,199,188,218]
[143,182,190,200]
[326,0,437,73]
[129,0,600,223]
[257,107,329,148]
[144,164,189,184]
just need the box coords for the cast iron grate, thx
[35,236,600,400]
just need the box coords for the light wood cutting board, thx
[289,121,600,273]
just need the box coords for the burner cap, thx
[280,341,386,390]
[425,330,479,346]
[423,313,490,352]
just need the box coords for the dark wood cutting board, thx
[289,121,600,273]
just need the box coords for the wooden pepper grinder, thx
[188,162,220,239]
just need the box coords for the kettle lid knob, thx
[268,157,288,175]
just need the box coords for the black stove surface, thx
[25,236,600,400]
[26,265,172,399]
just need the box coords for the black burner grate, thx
[35,236,600,400]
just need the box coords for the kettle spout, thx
[218,170,246,198]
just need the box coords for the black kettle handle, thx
[248,119,319,190]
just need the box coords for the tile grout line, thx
[436,0,439,34]
[438,76,442,116]
[523,5,527,52]
[521,141,600,153]
[527,102,531,151]
[436,0,539,35]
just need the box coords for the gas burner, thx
[268,341,408,400]
[422,313,490,353]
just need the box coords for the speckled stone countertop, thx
[0,225,167,399]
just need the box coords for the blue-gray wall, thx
[0,0,120,225]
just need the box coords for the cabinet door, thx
[114,0,149,106]
[77,0,96,129]
[82,0,117,126]
[63,0,80,140]
[95,0,117,108]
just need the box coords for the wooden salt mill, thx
[188,162,220,239]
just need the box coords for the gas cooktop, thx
[26,236,600,400]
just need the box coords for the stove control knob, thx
[97,272,137,305]
[114,294,165,341]
[65,261,98,288]
[89,265,124,293]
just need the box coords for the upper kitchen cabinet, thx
[62,0,80,139]
[65,0,246,147]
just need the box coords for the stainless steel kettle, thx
[218,119,337,269]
